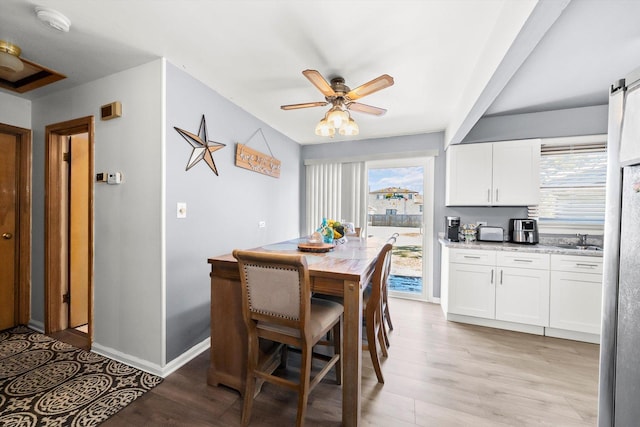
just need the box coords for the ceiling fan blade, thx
[347,102,387,116]
[346,74,394,100]
[280,101,328,110]
[302,69,336,97]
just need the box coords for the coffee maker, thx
[445,216,460,242]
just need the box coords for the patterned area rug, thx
[0,326,162,426]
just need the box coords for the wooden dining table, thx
[207,235,385,426]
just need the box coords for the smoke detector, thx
[35,7,71,33]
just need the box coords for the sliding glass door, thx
[366,158,434,301]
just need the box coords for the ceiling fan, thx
[281,69,394,136]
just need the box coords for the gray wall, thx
[165,63,301,362]
[30,60,165,367]
[462,104,608,143]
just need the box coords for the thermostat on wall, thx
[101,101,122,120]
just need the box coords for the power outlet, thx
[258,221,266,228]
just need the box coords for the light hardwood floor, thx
[103,299,599,426]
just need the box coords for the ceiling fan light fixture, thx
[315,117,335,137]
[326,105,349,128]
[339,117,359,136]
[0,40,24,73]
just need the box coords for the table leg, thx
[342,279,362,426]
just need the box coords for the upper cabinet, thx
[446,139,541,206]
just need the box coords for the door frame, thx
[0,123,31,326]
[365,157,435,301]
[44,116,94,343]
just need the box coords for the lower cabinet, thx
[495,251,550,327]
[449,262,495,319]
[549,255,603,335]
[443,247,602,342]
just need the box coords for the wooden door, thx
[0,133,17,330]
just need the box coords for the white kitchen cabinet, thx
[449,262,496,319]
[447,248,496,319]
[445,139,541,206]
[496,267,550,327]
[549,255,603,335]
[495,252,550,327]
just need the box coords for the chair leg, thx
[384,303,394,331]
[366,318,385,384]
[242,333,259,426]
[377,311,388,358]
[296,343,313,427]
[332,319,342,385]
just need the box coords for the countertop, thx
[438,237,603,257]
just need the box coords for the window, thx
[528,142,607,229]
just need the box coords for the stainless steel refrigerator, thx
[598,67,640,426]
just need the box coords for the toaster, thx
[476,226,504,242]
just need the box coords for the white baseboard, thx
[545,327,600,344]
[162,337,211,377]
[446,313,545,336]
[28,319,44,333]
[91,342,165,376]
[92,337,211,378]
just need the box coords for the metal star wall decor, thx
[174,115,226,175]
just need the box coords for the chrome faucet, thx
[577,233,588,246]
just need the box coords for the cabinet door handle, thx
[514,259,533,263]
[463,255,481,259]
[576,263,598,268]
[500,270,503,284]
[496,188,499,202]
[491,269,494,284]
[488,189,491,202]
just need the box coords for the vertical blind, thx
[305,162,366,235]
[528,143,607,225]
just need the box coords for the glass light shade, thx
[326,106,349,128]
[315,118,335,136]
[0,42,24,73]
[339,117,359,136]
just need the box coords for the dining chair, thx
[363,242,393,384]
[381,234,398,348]
[233,250,343,427]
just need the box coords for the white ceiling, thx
[2,0,640,145]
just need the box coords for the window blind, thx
[305,162,367,235]
[528,143,607,225]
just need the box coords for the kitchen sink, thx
[553,244,603,251]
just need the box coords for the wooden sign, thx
[235,143,281,178]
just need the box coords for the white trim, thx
[367,156,435,302]
[304,149,439,166]
[161,337,211,377]
[160,58,168,368]
[545,327,600,344]
[92,337,210,378]
[446,313,545,336]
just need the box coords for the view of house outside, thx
[367,167,424,296]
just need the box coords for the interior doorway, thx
[45,116,94,349]
[0,123,31,331]
[366,157,434,301]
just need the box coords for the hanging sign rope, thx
[235,128,281,178]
